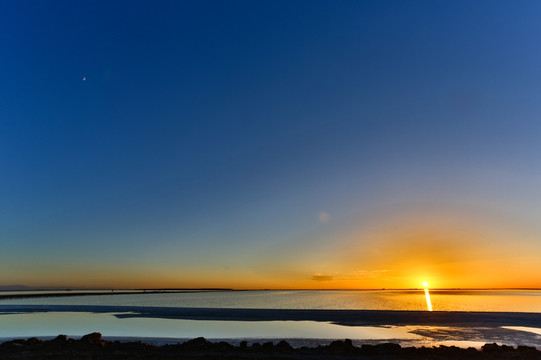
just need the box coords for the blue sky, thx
[1,1,541,288]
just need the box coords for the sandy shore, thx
[1,332,540,359]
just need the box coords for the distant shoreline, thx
[0,289,232,301]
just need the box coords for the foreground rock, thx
[0,333,540,359]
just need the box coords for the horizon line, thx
[1,287,540,292]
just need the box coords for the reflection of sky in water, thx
[0,312,421,340]
[502,326,541,336]
[1,312,540,349]
[1,290,541,312]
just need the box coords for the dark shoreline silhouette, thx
[0,289,232,300]
[1,333,539,359]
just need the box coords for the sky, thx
[1,0,541,289]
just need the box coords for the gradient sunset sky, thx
[1,1,541,289]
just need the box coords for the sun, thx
[422,281,433,311]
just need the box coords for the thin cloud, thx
[311,274,334,281]
[311,270,392,282]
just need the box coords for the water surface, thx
[1,290,540,312]
[1,290,540,348]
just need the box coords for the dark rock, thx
[80,332,104,346]
[276,340,293,353]
[52,334,68,342]
[374,342,401,354]
[435,345,463,356]
[182,336,210,350]
[325,339,355,354]
[360,344,377,354]
[482,343,500,353]
[45,334,69,349]
[464,347,478,356]
[261,341,275,352]
[213,341,234,352]
[2,335,541,360]
[26,337,43,346]
[0,339,26,351]
[517,345,537,353]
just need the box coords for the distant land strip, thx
[0,289,232,300]
[1,305,540,327]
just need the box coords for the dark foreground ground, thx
[1,333,540,360]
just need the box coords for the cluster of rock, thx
[0,333,539,359]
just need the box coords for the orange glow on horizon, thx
[5,210,541,290]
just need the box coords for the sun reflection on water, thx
[423,282,433,311]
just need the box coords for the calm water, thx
[1,290,540,348]
[1,290,541,312]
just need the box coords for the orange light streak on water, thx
[423,282,433,311]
